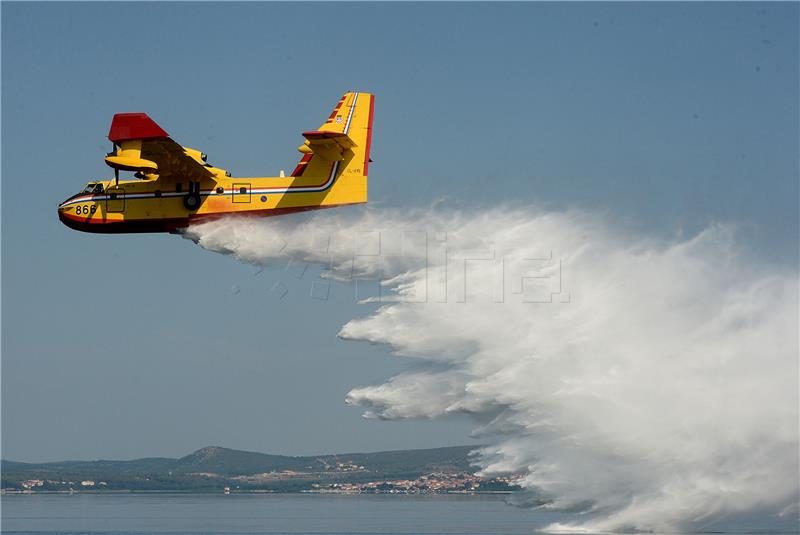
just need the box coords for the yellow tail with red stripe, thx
[290,91,374,206]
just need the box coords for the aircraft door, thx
[106,187,125,212]
[232,183,251,203]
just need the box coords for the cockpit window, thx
[82,183,104,194]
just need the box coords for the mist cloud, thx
[186,207,798,532]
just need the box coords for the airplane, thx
[58,91,374,233]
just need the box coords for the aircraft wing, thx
[106,113,214,181]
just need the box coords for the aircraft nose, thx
[57,204,69,226]
[57,197,75,220]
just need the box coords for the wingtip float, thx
[58,92,375,233]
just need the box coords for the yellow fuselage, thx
[58,166,365,233]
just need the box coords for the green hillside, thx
[1,445,482,492]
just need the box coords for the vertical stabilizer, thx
[291,92,374,206]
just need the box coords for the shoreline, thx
[1,489,517,496]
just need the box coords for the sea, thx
[1,493,798,535]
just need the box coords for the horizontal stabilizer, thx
[302,131,356,149]
[298,131,356,161]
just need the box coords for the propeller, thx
[111,142,119,186]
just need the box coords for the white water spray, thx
[186,207,798,532]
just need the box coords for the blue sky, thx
[2,2,797,462]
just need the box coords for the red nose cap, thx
[108,113,168,143]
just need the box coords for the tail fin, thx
[290,92,374,205]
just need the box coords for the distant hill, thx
[1,445,481,491]
[170,446,310,476]
[166,445,475,476]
